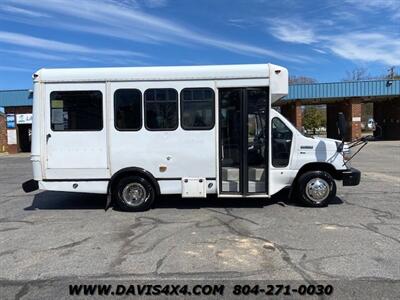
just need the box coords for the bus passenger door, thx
[44,83,109,179]
[219,87,269,195]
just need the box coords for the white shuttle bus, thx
[22,64,361,211]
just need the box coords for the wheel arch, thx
[296,162,343,181]
[107,167,160,196]
[289,162,342,199]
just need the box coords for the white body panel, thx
[30,63,346,198]
[268,109,346,195]
[43,83,109,179]
[39,181,108,194]
[35,64,272,83]
[108,80,216,181]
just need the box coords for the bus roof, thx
[34,63,283,83]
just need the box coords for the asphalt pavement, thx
[0,141,399,298]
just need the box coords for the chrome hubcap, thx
[305,178,330,203]
[121,183,148,206]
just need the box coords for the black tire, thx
[112,175,155,212]
[296,171,336,207]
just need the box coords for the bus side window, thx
[50,90,103,131]
[114,89,142,131]
[181,88,215,130]
[271,117,293,167]
[144,89,178,131]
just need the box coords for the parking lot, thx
[0,141,399,294]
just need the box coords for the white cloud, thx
[266,17,400,66]
[313,48,327,54]
[0,5,49,17]
[108,0,167,8]
[0,31,148,57]
[227,18,247,28]
[0,30,91,53]
[345,0,400,19]
[268,19,317,44]
[0,66,32,72]
[0,49,66,61]
[326,33,400,65]
[227,18,256,29]
[346,0,399,10]
[143,0,167,8]
[3,0,306,62]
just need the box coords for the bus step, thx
[222,180,239,192]
[248,181,266,193]
[222,167,265,181]
[222,167,239,181]
[248,168,265,181]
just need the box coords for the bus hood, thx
[312,137,341,152]
[313,136,341,144]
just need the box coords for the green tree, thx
[303,106,325,134]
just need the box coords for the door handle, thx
[46,133,52,143]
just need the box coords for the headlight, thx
[343,148,352,161]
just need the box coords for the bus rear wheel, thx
[113,176,155,212]
[296,171,336,207]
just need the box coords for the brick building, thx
[0,79,399,153]
[278,79,400,141]
[0,90,33,154]
[0,113,7,153]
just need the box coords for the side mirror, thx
[337,112,347,140]
[367,118,377,131]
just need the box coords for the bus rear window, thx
[50,91,103,131]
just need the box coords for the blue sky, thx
[0,0,399,89]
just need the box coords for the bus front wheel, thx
[296,171,336,207]
[113,175,155,212]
